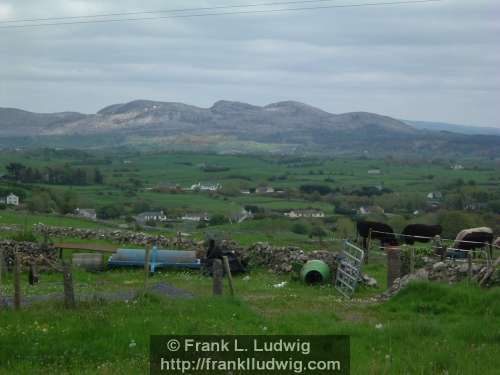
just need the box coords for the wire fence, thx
[369,229,499,248]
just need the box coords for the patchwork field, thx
[0,149,499,374]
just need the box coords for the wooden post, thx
[409,248,415,274]
[0,248,4,276]
[366,229,372,264]
[29,262,39,285]
[62,261,76,309]
[222,256,235,296]
[467,251,473,281]
[13,252,21,310]
[212,259,223,296]
[0,249,6,309]
[143,247,151,293]
[386,246,401,289]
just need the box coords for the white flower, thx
[273,281,287,288]
[375,323,383,330]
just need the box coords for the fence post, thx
[366,229,372,264]
[13,252,21,310]
[62,261,76,309]
[222,256,235,296]
[143,247,151,293]
[212,259,223,296]
[467,251,472,281]
[29,261,39,285]
[386,246,401,289]
[0,249,6,309]
[409,248,415,274]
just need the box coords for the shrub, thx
[209,214,229,226]
[291,222,309,235]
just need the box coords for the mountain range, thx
[1,100,499,157]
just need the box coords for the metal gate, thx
[335,240,365,298]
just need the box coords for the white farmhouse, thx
[190,182,221,192]
[1,193,20,206]
[136,211,168,224]
[284,209,325,219]
[74,208,97,221]
[181,212,209,222]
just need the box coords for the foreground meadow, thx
[1,263,499,374]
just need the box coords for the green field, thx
[0,149,499,374]
[1,264,499,374]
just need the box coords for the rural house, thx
[427,191,443,200]
[136,210,168,224]
[74,208,97,221]
[256,186,275,194]
[231,209,253,224]
[367,169,381,175]
[357,205,385,215]
[0,193,20,206]
[190,182,221,192]
[284,209,325,219]
[181,212,209,222]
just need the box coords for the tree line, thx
[4,162,104,185]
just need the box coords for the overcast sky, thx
[0,0,499,127]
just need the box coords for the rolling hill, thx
[1,100,499,157]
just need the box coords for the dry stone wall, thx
[32,224,194,249]
[0,240,57,269]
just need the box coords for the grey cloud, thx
[0,0,498,126]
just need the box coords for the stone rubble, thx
[380,259,493,300]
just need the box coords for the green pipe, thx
[300,260,331,284]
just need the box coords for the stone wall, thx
[0,240,57,269]
[33,224,195,249]
[243,242,339,273]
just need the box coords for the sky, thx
[0,0,499,127]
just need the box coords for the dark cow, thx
[452,227,494,251]
[402,224,442,245]
[356,221,398,250]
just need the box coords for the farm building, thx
[190,182,221,192]
[136,211,168,224]
[367,169,381,175]
[0,193,20,206]
[256,186,275,194]
[357,205,385,215]
[74,208,97,221]
[284,209,325,218]
[427,191,443,200]
[181,212,209,222]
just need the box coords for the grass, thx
[0,210,108,229]
[0,150,499,373]
[0,264,499,374]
